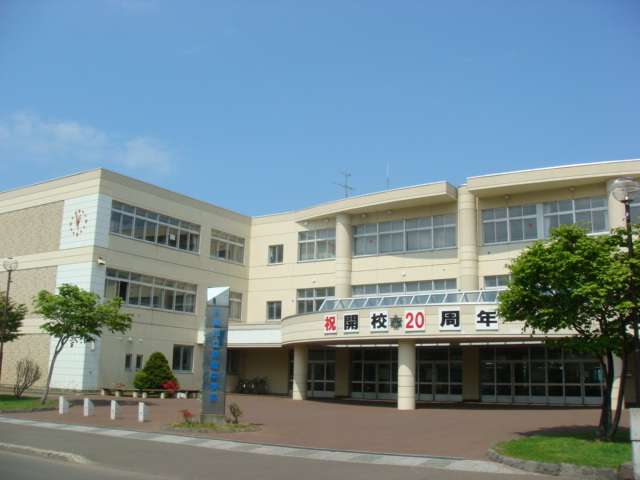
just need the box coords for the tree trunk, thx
[40,338,66,404]
[596,354,614,440]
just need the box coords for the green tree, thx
[33,284,133,404]
[133,351,177,390]
[0,292,28,384]
[0,292,28,343]
[497,224,635,441]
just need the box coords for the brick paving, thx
[1,393,628,461]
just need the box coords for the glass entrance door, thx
[351,348,397,400]
[307,350,335,398]
[416,348,462,401]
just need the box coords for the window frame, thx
[110,201,200,253]
[172,345,194,372]
[267,301,282,321]
[210,229,245,264]
[104,269,197,314]
[354,214,457,257]
[482,196,608,245]
[298,228,336,262]
[268,245,284,264]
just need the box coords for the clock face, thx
[69,208,88,236]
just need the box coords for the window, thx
[125,354,132,371]
[353,279,457,296]
[484,275,510,289]
[267,301,282,321]
[230,291,243,321]
[297,287,335,314]
[354,214,456,256]
[104,269,197,314]
[172,345,194,372]
[110,201,200,253]
[482,205,537,244]
[482,196,608,245]
[210,229,245,264]
[544,196,607,236]
[135,354,144,371]
[299,229,336,261]
[268,245,284,264]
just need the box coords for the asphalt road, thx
[0,422,579,480]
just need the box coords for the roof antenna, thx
[335,171,355,198]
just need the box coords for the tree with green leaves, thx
[133,351,177,390]
[33,283,133,404]
[0,292,28,384]
[497,224,636,441]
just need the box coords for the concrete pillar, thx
[292,344,308,401]
[397,339,416,410]
[335,214,353,298]
[110,400,121,420]
[462,346,481,401]
[58,396,69,414]
[138,402,150,422]
[457,186,479,291]
[83,398,94,417]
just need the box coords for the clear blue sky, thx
[1,1,638,216]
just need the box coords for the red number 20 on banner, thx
[404,310,426,332]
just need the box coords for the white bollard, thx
[83,398,94,417]
[138,402,149,422]
[630,409,640,480]
[110,400,121,420]
[58,396,69,414]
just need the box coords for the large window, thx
[110,201,200,252]
[172,345,194,372]
[543,197,607,236]
[484,275,510,289]
[267,301,282,321]
[483,196,608,245]
[354,214,456,256]
[353,279,457,296]
[299,229,336,261]
[210,230,245,264]
[297,287,335,314]
[482,205,537,244]
[104,269,197,314]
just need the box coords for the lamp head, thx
[3,257,18,272]
[612,177,640,203]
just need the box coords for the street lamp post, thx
[0,257,18,386]
[611,177,640,403]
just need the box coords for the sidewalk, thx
[0,393,623,462]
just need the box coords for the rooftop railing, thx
[318,290,505,312]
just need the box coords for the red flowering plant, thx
[162,379,180,395]
[179,409,196,427]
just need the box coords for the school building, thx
[1,159,639,409]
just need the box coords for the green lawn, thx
[0,394,57,411]
[494,434,631,469]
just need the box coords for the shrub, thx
[133,352,177,389]
[229,402,243,424]
[13,358,42,399]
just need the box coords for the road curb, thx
[487,448,622,479]
[0,442,92,464]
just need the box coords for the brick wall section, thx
[0,202,63,256]
[2,334,51,388]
